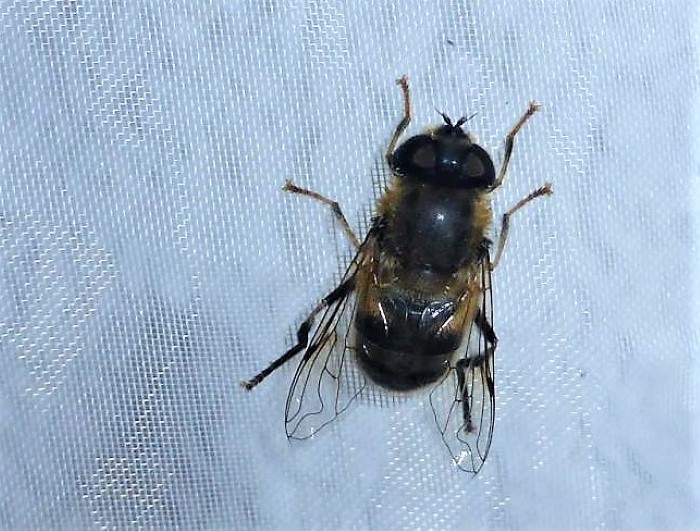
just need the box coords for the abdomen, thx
[354,287,464,391]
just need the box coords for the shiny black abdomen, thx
[355,292,462,391]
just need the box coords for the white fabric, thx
[0,1,698,529]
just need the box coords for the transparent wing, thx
[284,230,378,440]
[430,250,496,474]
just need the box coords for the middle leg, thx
[491,183,553,271]
[283,180,361,249]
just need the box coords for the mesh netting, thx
[0,1,698,529]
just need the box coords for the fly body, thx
[242,76,552,474]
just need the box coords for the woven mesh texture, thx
[0,1,698,529]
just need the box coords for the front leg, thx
[491,101,541,191]
[385,76,412,167]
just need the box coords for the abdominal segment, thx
[354,295,463,391]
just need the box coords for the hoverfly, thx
[242,76,552,474]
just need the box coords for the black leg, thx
[455,309,498,431]
[241,278,355,390]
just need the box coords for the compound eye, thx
[412,143,437,169]
[463,151,486,178]
[462,144,496,187]
[391,135,434,175]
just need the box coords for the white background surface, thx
[0,1,698,529]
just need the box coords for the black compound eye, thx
[462,151,486,178]
[391,135,435,174]
[392,135,495,189]
[412,143,437,169]
[460,144,495,187]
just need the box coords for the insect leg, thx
[474,308,498,348]
[240,277,355,390]
[385,75,412,166]
[491,101,541,190]
[283,180,361,249]
[455,357,471,429]
[455,350,496,432]
[456,309,497,431]
[491,183,553,270]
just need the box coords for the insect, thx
[242,76,552,474]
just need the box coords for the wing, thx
[430,249,496,474]
[284,224,379,440]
